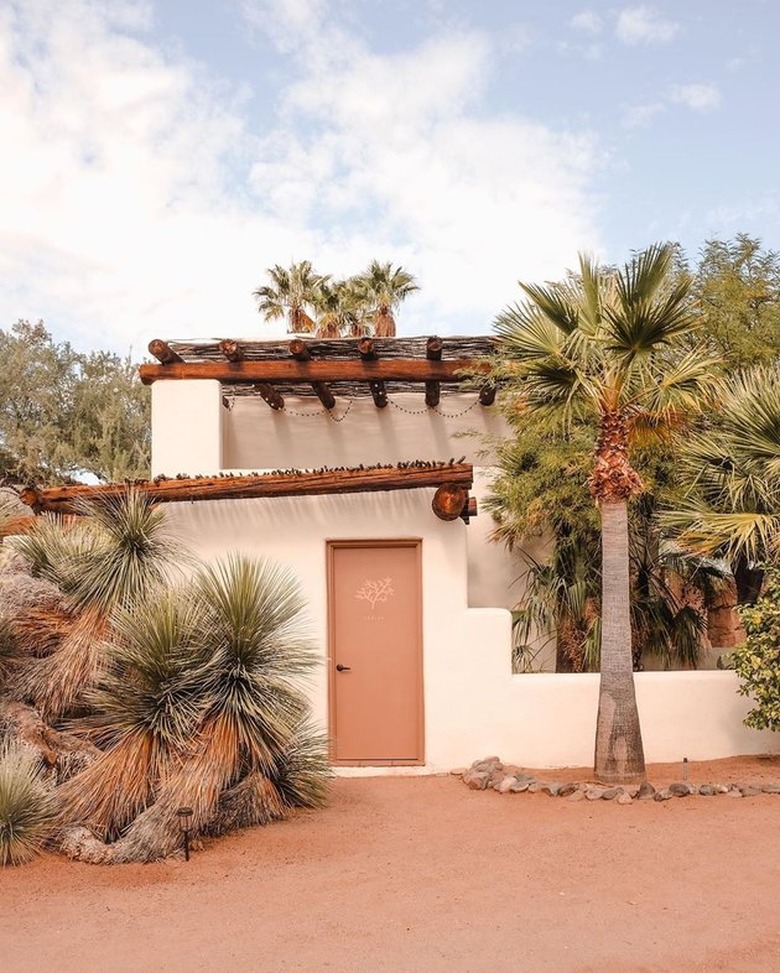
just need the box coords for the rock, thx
[762,783,780,794]
[624,785,640,798]
[698,784,716,796]
[586,787,605,801]
[558,783,578,798]
[669,782,694,797]
[617,793,633,805]
[726,788,743,798]
[714,784,730,794]
[450,768,467,777]
[463,771,490,790]
[568,790,585,802]
[739,786,761,798]
[637,782,656,800]
[496,775,517,794]
[654,789,673,801]
[509,780,531,793]
[602,788,621,801]
[542,783,561,797]
[514,773,536,783]
[527,781,543,793]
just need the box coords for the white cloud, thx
[570,11,603,34]
[0,0,605,354]
[616,6,680,45]
[622,101,665,128]
[670,83,721,112]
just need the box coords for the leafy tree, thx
[0,320,150,484]
[733,568,780,732]
[492,243,720,783]
[693,234,780,369]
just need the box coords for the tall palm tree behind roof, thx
[253,261,326,334]
[352,260,419,337]
[493,242,721,783]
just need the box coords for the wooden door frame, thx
[326,538,425,766]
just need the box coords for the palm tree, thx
[311,279,368,338]
[352,261,419,337]
[253,261,326,334]
[493,243,720,783]
[663,367,780,596]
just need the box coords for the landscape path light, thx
[176,806,194,861]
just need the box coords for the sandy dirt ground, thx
[2,755,780,973]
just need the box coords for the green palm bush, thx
[0,743,58,865]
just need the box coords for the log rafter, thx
[20,463,475,522]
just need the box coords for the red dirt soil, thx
[2,755,780,973]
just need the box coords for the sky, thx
[2,0,779,355]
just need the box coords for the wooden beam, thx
[358,337,376,361]
[369,380,388,409]
[219,339,244,362]
[139,358,486,385]
[20,464,475,516]
[479,384,497,406]
[289,340,336,410]
[257,383,284,410]
[432,483,468,522]
[425,336,443,407]
[148,339,183,365]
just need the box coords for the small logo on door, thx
[355,577,394,611]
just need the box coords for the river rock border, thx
[454,757,780,804]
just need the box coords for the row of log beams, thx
[20,463,475,519]
[145,337,497,410]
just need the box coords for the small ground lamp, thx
[176,806,194,861]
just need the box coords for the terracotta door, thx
[328,540,423,765]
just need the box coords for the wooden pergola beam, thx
[289,340,336,410]
[148,340,182,365]
[425,336,443,408]
[139,358,484,386]
[357,337,387,407]
[257,384,284,410]
[20,464,475,518]
[220,339,244,362]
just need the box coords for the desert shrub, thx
[734,569,780,731]
[0,743,58,865]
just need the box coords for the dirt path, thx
[2,756,780,973]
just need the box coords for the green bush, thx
[0,743,58,866]
[734,569,780,732]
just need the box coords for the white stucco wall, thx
[161,496,779,772]
[222,392,508,470]
[151,380,223,477]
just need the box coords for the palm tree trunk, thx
[594,500,646,783]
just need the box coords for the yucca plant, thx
[57,590,208,840]
[0,742,58,865]
[63,554,326,863]
[10,490,184,719]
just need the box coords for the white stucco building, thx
[137,335,779,771]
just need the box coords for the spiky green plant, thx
[57,590,208,840]
[61,554,327,863]
[10,489,185,719]
[0,743,58,865]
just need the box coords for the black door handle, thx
[336,664,351,672]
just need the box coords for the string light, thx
[272,394,481,422]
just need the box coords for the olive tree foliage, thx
[0,320,150,484]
